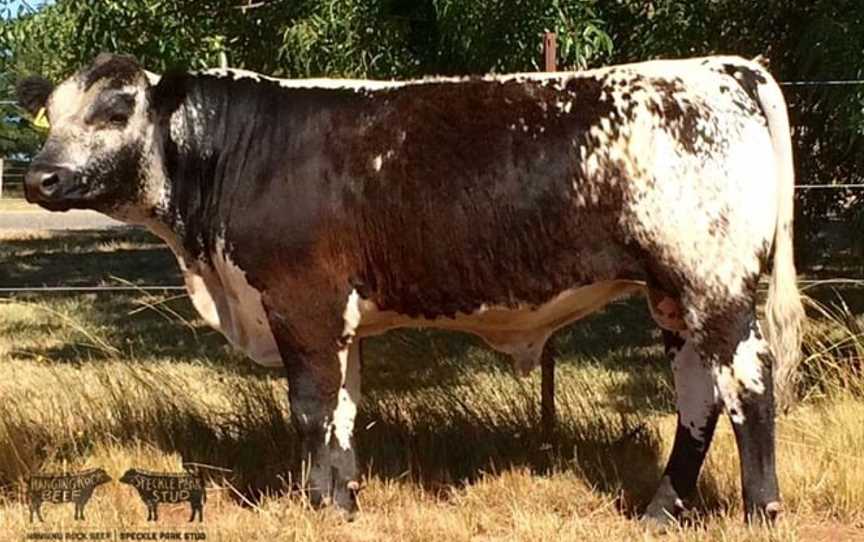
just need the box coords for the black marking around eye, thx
[86,92,135,127]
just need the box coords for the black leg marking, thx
[702,313,781,523]
[540,343,556,444]
[730,347,780,522]
[288,366,337,508]
[645,334,720,524]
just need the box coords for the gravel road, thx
[0,209,126,230]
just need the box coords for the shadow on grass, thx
[0,228,180,288]
[0,228,737,517]
[138,374,726,520]
[2,294,697,518]
[6,294,233,366]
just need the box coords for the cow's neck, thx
[150,74,364,263]
[155,83,230,263]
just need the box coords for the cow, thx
[27,467,112,522]
[119,467,206,522]
[18,52,804,524]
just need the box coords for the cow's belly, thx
[356,280,644,374]
[182,256,643,373]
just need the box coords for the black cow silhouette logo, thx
[27,468,111,522]
[120,467,206,522]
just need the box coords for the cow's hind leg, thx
[713,317,780,521]
[645,330,720,524]
[698,306,781,522]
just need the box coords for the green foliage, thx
[276,1,416,78]
[393,0,611,75]
[0,0,615,79]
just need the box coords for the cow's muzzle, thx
[24,163,76,210]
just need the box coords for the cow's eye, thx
[87,92,135,128]
[109,113,129,125]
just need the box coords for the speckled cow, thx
[18,53,804,524]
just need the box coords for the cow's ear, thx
[149,69,187,118]
[16,75,54,116]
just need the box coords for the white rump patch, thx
[731,325,767,395]
[672,338,718,442]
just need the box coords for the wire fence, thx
[1,75,864,296]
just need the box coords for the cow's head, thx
[94,468,112,485]
[17,53,171,220]
[118,469,137,484]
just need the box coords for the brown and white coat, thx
[18,53,804,523]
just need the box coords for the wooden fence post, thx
[544,32,557,72]
[540,32,557,444]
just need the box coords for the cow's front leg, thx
[286,339,362,515]
[268,290,363,517]
[645,331,720,524]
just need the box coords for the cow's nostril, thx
[24,165,74,203]
[41,173,61,189]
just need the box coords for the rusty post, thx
[543,32,557,72]
[540,32,558,445]
[540,344,556,445]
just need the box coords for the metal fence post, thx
[541,32,557,444]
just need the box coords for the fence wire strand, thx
[2,76,864,294]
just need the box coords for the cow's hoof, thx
[333,481,359,521]
[643,477,685,531]
[746,500,782,524]
[765,501,782,520]
[337,506,357,522]
[641,508,679,534]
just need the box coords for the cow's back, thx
[224,57,777,321]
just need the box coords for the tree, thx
[0,0,614,157]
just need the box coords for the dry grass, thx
[0,230,863,541]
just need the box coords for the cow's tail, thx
[755,65,806,409]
